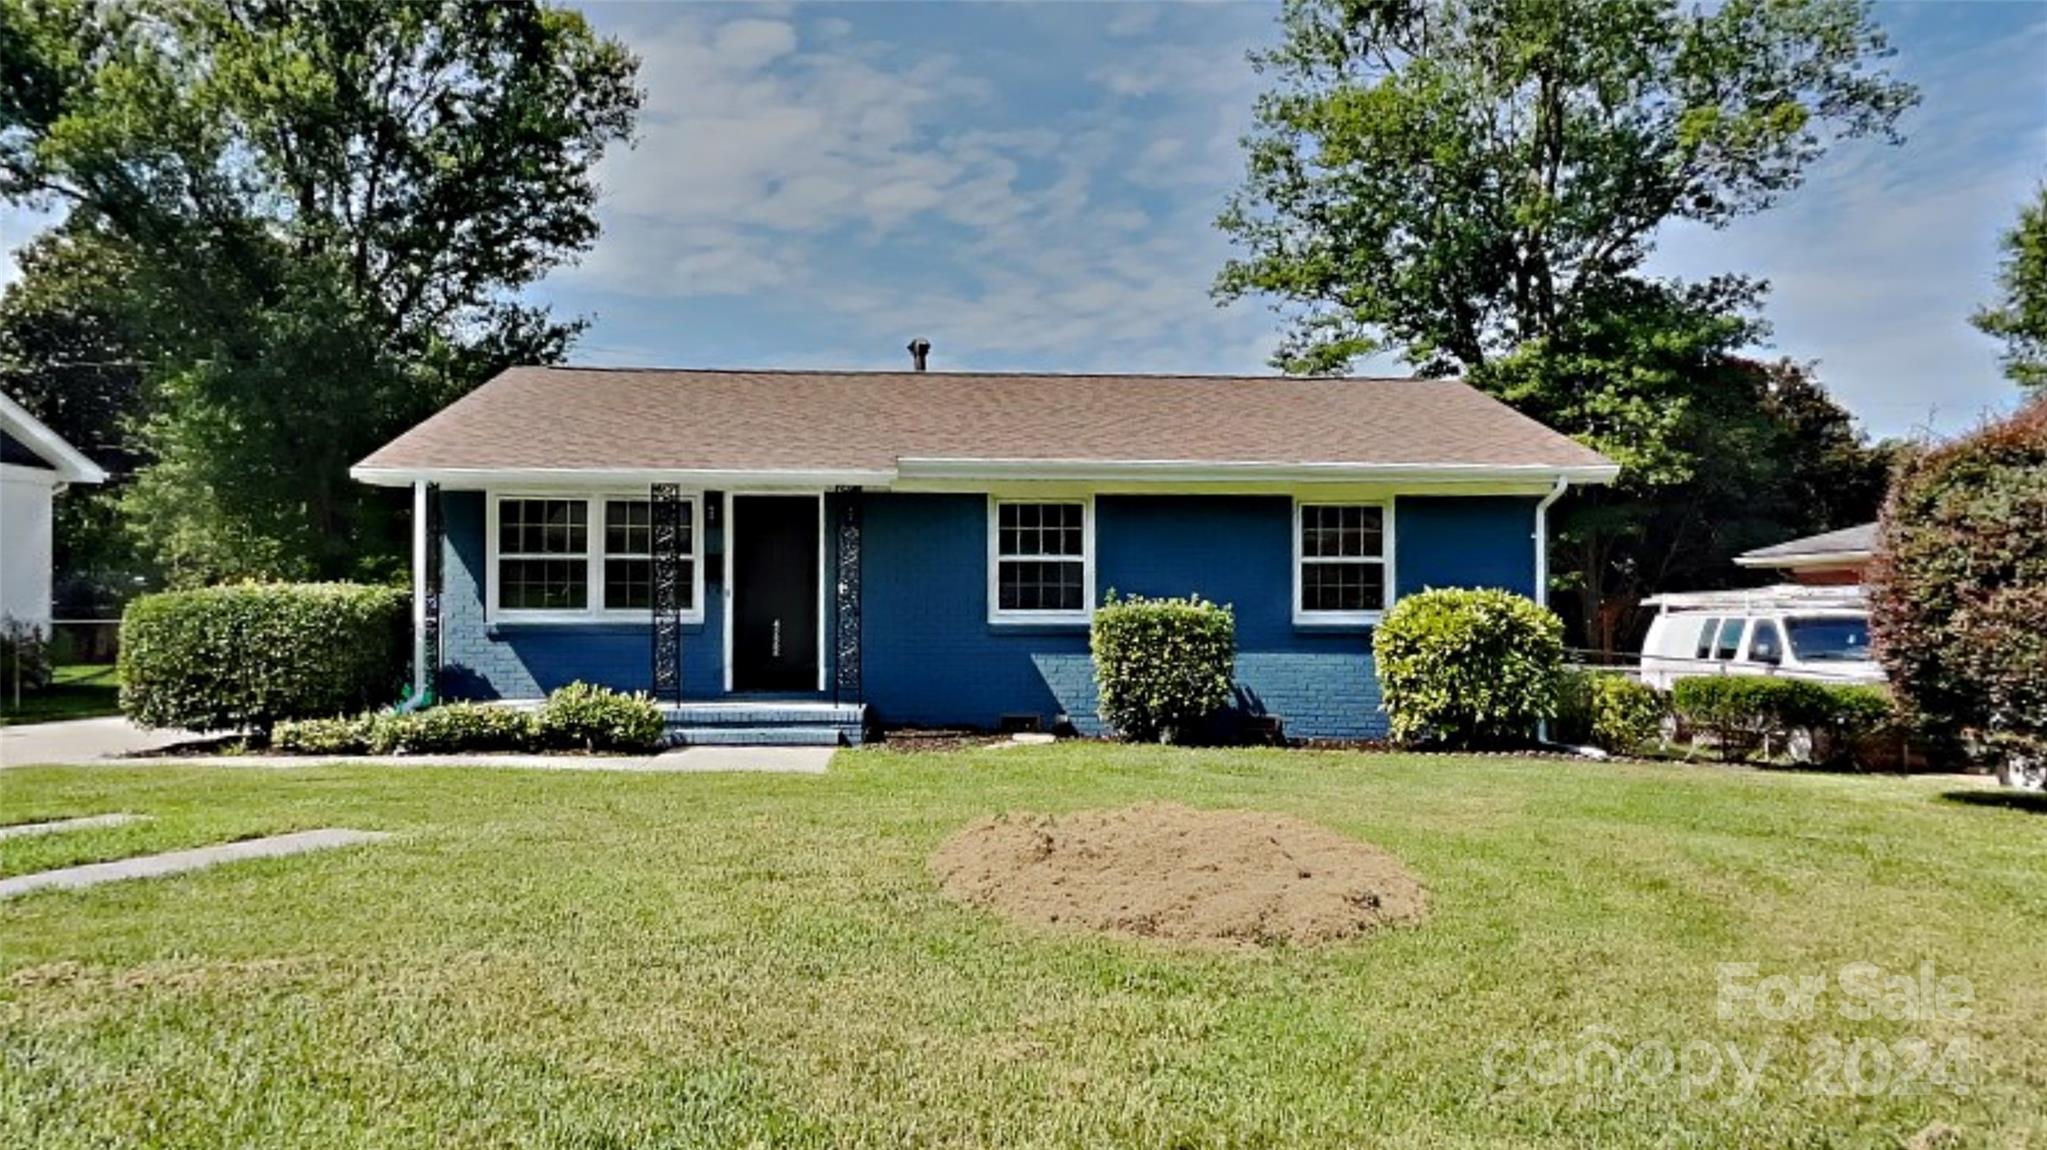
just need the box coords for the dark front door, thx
[732,495,820,692]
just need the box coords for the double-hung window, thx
[989,498,1092,623]
[492,494,698,621]
[1294,502,1391,623]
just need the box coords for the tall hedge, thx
[1869,398,2047,771]
[1091,593,1236,744]
[120,583,409,733]
[1374,588,1563,748]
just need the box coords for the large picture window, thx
[491,494,698,621]
[989,498,1092,622]
[1295,502,1391,623]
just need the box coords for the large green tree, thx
[1216,0,1914,646]
[0,223,154,612]
[1974,184,2047,392]
[1218,0,1915,375]
[1,0,639,583]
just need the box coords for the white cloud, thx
[566,5,1278,373]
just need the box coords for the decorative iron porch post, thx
[650,483,685,701]
[832,488,863,705]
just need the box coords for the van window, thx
[1694,618,1720,660]
[1786,616,1872,663]
[1748,620,1784,666]
[1715,618,1745,660]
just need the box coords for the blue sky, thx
[3,1,2042,440]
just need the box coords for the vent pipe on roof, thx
[907,338,931,371]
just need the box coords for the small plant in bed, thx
[534,682,665,753]
[271,684,660,756]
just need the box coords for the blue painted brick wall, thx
[860,492,1538,739]
[437,490,725,699]
[436,487,1538,736]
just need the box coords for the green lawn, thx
[1,748,2042,1148]
[0,663,121,726]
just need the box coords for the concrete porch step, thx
[660,700,867,748]
[669,725,854,747]
[661,701,864,727]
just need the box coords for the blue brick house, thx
[353,362,1616,743]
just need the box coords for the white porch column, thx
[411,480,428,698]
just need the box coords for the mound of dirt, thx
[930,802,1427,949]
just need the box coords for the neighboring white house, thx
[1,392,107,630]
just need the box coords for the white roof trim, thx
[349,465,897,489]
[0,392,107,483]
[351,458,1620,490]
[894,457,1620,485]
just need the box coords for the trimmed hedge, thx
[119,583,407,733]
[1673,677,1810,762]
[1374,588,1563,749]
[1672,676,1899,767]
[1870,397,2047,773]
[1091,593,1236,744]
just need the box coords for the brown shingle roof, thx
[354,366,1614,482]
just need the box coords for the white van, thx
[1638,585,1882,690]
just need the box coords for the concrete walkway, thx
[127,746,836,773]
[0,828,389,898]
[0,717,835,775]
[2,717,202,767]
[0,813,146,840]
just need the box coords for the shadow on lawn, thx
[1941,789,2047,815]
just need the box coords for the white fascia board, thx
[893,457,1620,486]
[349,465,898,490]
[0,392,108,484]
[1733,551,1873,570]
[350,459,1622,491]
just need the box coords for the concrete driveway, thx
[2,716,203,767]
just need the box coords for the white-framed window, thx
[987,496,1093,624]
[1293,500,1393,624]
[488,493,701,623]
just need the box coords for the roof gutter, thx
[892,457,1620,485]
[351,459,1623,490]
[348,465,898,490]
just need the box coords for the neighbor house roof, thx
[0,391,107,484]
[353,366,1617,488]
[1734,523,1876,569]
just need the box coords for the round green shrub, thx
[1870,397,2047,772]
[536,682,665,752]
[1373,588,1563,748]
[118,582,408,733]
[1090,592,1237,744]
[1588,674,1667,755]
